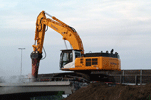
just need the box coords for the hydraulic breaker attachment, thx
[30,51,42,79]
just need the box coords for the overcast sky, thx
[0,0,151,76]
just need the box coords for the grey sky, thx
[0,0,151,76]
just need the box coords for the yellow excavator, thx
[31,11,121,82]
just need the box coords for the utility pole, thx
[18,48,25,76]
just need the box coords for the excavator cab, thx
[60,49,81,69]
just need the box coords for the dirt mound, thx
[63,82,151,100]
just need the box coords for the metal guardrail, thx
[1,75,151,85]
[1,69,151,85]
[19,77,72,83]
[0,76,88,84]
[0,77,72,83]
[113,75,151,85]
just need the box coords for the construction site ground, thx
[63,82,151,100]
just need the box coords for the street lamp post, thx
[18,48,25,76]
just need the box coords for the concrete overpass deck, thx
[0,81,73,95]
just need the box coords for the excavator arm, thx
[31,11,84,78]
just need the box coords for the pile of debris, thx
[64,82,151,100]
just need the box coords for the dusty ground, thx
[63,82,151,100]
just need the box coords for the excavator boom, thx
[32,11,84,54]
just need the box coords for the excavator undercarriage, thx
[52,71,115,83]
